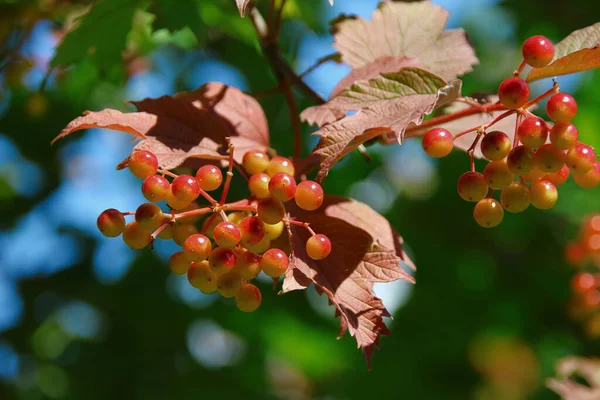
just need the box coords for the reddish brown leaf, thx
[332,1,478,80]
[282,196,414,368]
[235,0,251,16]
[54,83,270,169]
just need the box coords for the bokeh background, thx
[0,0,599,399]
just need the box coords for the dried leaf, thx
[235,0,251,16]
[54,83,270,169]
[282,196,414,368]
[332,1,478,80]
[547,356,600,400]
[527,22,600,82]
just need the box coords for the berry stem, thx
[219,204,258,213]
[285,218,316,235]
[520,81,559,111]
[514,60,527,77]
[482,109,516,131]
[219,139,235,205]
[467,131,483,172]
[151,222,171,241]
[173,206,212,221]
[121,211,135,216]
[158,168,178,179]
[513,112,523,148]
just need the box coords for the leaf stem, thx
[219,138,235,204]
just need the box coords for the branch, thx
[281,77,302,160]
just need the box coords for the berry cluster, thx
[421,35,599,228]
[565,214,600,337]
[96,145,329,312]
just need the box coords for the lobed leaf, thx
[54,83,270,169]
[527,22,600,82]
[282,196,414,368]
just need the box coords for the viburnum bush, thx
[51,1,600,367]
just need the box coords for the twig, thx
[219,138,235,204]
[299,53,339,78]
[281,77,302,160]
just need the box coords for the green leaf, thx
[51,0,140,70]
[527,22,600,82]
[149,0,207,43]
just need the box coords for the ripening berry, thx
[208,247,237,275]
[232,248,262,280]
[550,123,578,149]
[227,212,248,226]
[507,145,534,175]
[421,128,454,158]
[196,165,223,191]
[141,175,171,202]
[172,223,198,246]
[135,203,164,230]
[481,131,511,161]
[166,192,191,211]
[500,181,530,213]
[498,77,530,109]
[267,156,295,177]
[257,197,286,224]
[243,236,271,254]
[520,167,545,183]
[522,35,555,67]
[235,284,262,312]
[201,216,220,239]
[216,272,242,298]
[483,160,514,189]
[264,221,284,240]
[97,208,126,237]
[171,174,200,203]
[566,143,597,174]
[571,272,597,295]
[533,144,566,173]
[547,93,578,123]
[248,173,271,199]
[239,216,266,245]
[213,221,242,248]
[242,150,270,175]
[187,261,218,294]
[457,171,488,202]
[169,251,191,275]
[260,248,290,278]
[128,150,158,179]
[183,234,212,261]
[268,172,297,202]
[543,164,570,186]
[529,180,558,209]
[517,117,548,149]
[158,224,173,240]
[473,198,504,228]
[306,234,332,260]
[122,221,152,249]
[294,180,324,211]
[573,161,600,189]
[176,202,204,225]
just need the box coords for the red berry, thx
[522,35,555,67]
[422,128,453,158]
[483,160,514,189]
[520,168,545,183]
[239,216,266,246]
[128,150,158,179]
[171,174,200,203]
[141,175,171,202]
[243,236,271,254]
[242,150,270,175]
[543,164,570,186]
[565,241,588,267]
[306,234,332,260]
[498,77,530,109]
[500,181,530,213]
[235,284,262,312]
[517,117,548,149]
[294,180,324,211]
[97,208,126,237]
[232,248,262,280]
[169,251,191,275]
[507,145,534,175]
[122,221,152,249]
[457,171,488,202]
[550,123,578,149]
[135,203,164,230]
[257,197,286,224]
[480,131,512,161]
[473,198,504,228]
[187,261,217,294]
[209,247,237,275]
[216,272,242,298]
[547,93,578,123]
[533,144,565,173]
[213,221,242,248]
[268,172,297,202]
[183,234,212,261]
[571,272,597,295]
[529,180,558,209]
[260,248,290,278]
[566,143,597,174]
[166,192,191,211]
[196,165,223,192]
[267,156,295,177]
[248,173,270,199]
[573,161,600,189]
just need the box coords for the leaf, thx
[51,0,139,69]
[527,22,600,82]
[305,69,461,181]
[332,1,478,80]
[235,0,251,16]
[282,196,415,368]
[150,0,207,42]
[53,83,270,169]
